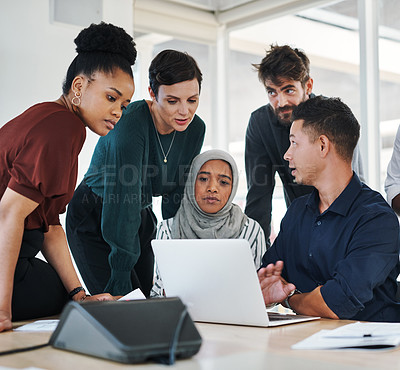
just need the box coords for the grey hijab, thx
[171,149,248,239]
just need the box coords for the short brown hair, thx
[253,44,310,87]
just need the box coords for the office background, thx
[1,0,400,237]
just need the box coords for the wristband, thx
[68,286,85,299]
[283,289,301,312]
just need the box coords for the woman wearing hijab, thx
[151,149,266,296]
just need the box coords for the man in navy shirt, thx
[258,96,400,322]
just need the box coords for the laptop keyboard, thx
[268,312,307,321]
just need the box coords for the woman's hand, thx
[85,293,117,302]
[0,310,12,333]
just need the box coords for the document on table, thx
[323,322,400,338]
[0,367,46,370]
[13,290,144,333]
[14,319,59,332]
[118,288,146,301]
[292,322,400,350]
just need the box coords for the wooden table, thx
[1,319,399,369]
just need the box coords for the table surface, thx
[1,318,399,369]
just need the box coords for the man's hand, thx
[0,310,12,333]
[257,261,296,306]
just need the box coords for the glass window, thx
[379,0,400,192]
[228,0,361,239]
[140,0,400,238]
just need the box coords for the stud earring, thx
[72,91,81,106]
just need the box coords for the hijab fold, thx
[171,149,247,239]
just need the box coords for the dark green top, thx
[84,100,205,294]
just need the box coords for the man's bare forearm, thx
[287,286,338,319]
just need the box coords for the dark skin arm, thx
[0,188,38,332]
[0,188,116,333]
[391,194,400,216]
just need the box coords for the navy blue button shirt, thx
[262,174,400,322]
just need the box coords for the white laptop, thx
[151,239,320,327]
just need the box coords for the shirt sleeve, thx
[150,219,172,297]
[8,111,84,227]
[260,222,285,270]
[320,209,400,319]
[259,204,292,280]
[244,113,274,245]
[385,125,400,205]
[100,113,146,295]
[241,218,267,269]
[155,219,172,240]
[351,143,365,183]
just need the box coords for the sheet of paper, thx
[0,367,46,370]
[118,288,146,301]
[322,322,400,338]
[292,329,400,350]
[14,319,59,332]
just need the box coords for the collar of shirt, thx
[306,172,363,217]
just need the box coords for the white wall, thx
[0,0,134,185]
[0,0,134,284]
[1,1,77,125]
[0,0,135,240]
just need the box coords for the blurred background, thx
[2,0,400,240]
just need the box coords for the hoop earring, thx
[72,91,81,106]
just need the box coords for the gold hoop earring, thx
[72,91,81,106]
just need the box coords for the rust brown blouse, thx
[0,102,85,231]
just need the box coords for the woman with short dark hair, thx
[0,22,137,331]
[66,49,206,298]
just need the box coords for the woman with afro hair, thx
[0,22,136,331]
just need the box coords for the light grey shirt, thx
[385,125,400,205]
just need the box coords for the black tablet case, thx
[49,297,202,363]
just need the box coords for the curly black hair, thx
[62,22,137,94]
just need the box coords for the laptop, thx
[151,239,320,327]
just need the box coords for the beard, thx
[273,91,308,127]
[275,106,295,127]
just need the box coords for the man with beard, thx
[245,45,364,245]
[257,97,400,322]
